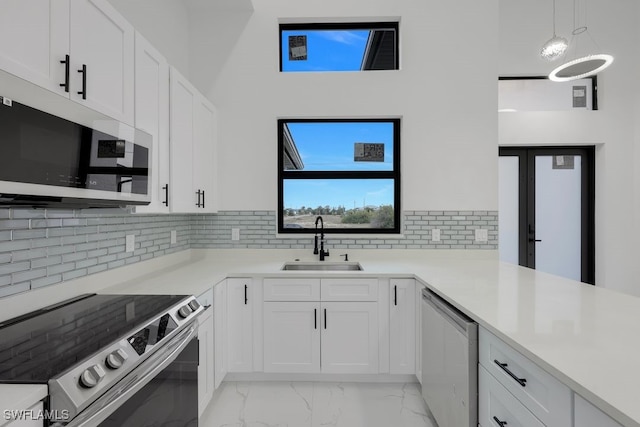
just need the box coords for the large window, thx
[279,22,399,72]
[278,119,401,234]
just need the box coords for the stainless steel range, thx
[0,293,203,426]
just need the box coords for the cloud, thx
[316,30,368,46]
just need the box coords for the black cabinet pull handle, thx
[77,64,86,99]
[494,359,527,387]
[195,190,202,207]
[60,55,70,92]
[244,284,248,305]
[492,416,507,426]
[324,308,327,329]
[162,184,169,206]
[314,309,317,329]
[201,190,205,208]
[394,285,397,306]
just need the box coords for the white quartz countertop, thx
[2,248,639,426]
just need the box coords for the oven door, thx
[62,323,199,427]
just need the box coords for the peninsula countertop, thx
[1,249,638,426]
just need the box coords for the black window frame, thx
[277,118,401,234]
[279,22,400,72]
[498,75,599,111]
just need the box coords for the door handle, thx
[494,359,527,387]
[60,55,70,92]
[314,309,317,329]
[394,285,397,306]
[77,64,87,99]
[492,416,508,426]
[324,308,327,329]
[528,238,542,242]
[162,184,169,207]
[244,284,248,305]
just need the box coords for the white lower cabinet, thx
[263,302,320,373]
[479,365,545,427]
[263,301,378,374]
[214,281,227,389]
[321,302,379,374]
[262,278,379,375]
[389,279,415,374]
[574,394,623,427]
[479,328,572,427]
[197,305,214,417]
[227,278,253,372]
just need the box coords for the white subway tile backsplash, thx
[0,208,496,299]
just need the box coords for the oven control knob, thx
[188,300,201,311]
[79,365,106,388]
[178,305,192,318]
[105,349,129,370]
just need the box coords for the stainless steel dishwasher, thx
[421,287,478,427]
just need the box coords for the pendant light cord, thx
[553,0,557,36]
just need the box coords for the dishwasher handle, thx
[422,288,476,338]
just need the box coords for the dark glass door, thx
[499,147,595,284]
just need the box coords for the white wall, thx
[108,0,191,77]
[191,0,499,212]
[498,0,640,294]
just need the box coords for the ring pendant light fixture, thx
[549,0,614,82]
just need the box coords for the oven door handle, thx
[59,323,198,427]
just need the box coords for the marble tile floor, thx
[200,381,437,427]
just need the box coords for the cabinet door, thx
[193,96,217,213]
[264,302,320,373]
[227,278,253,373]
[197,306,214,417]
[574,394,623,427]
[213,281,227,389]
[389,279,415,374]
[321,302,378,374]
[169,67,196,213]
[69,0,134,125]
[415,283,424,384]
[133,32,170,214]
[0,0,69,96]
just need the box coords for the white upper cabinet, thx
[69,0,134,125]
[193,96,217,213]
[0,0,134,125]
[170,66,217,213]
[134,32,170,213]
[0,0,69,96]
[169,68,196,213]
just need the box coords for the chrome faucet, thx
[314,216,329,261]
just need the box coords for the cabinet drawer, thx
[263,278,321,301]
[479,365,545,427]
[479,328,572,427]
[320,278,378,301]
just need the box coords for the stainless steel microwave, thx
[0,96,151,208]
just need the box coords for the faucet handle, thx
[340,254,348,261]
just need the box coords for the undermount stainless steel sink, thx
[281,262,363,271]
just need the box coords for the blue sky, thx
[281,29,369,72]
[284,122,395,210]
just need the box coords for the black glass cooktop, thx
[0,294,187,383]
